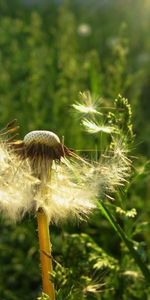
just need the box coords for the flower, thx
[0,128,97,223]
[21,130,97,223]
[0,122,131,224]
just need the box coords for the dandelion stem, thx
[37,209,55,300]
[97,201,150,283]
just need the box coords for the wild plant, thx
[0,93,149,299]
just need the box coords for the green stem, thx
[97,201,150,282]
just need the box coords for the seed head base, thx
[11,130,72,160]
[22,130,72,181]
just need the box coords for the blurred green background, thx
[0,1,150,299]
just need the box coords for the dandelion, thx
[17,130,97,300]
[0,117,132,298]
[12,130,97,222]
[0,126,96,299]
[20,132,97,300]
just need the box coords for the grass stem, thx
[98,201,150,283]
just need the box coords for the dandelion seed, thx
[83,283,105,295]
[73,91,102,115]
[82,119,115,134]
[92,137,131,195]
[73,103,100,114]
[112,138,131,164]
[82,273,107,296]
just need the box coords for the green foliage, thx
[52,233,118,300]
[109,94,133,140]
[105,24,130,100]
[37,293,50,300]
[0,219,41,300]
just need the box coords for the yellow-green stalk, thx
[36,168,55,300]
[37,208,55,299]
[23,130,69,299]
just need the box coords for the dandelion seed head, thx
[21,130,97,223]
[0,118,132,224]
[22,130,73,181]
[24,130,60,147]
[23,130,72,163]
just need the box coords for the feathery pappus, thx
[0,120,37,221]
[0,123,97,223]
[0,120,131,224]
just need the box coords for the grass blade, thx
[97,201,150,282]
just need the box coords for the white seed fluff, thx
[0,134,131,224]
[34,159,97,223]
[0,143,37,222]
